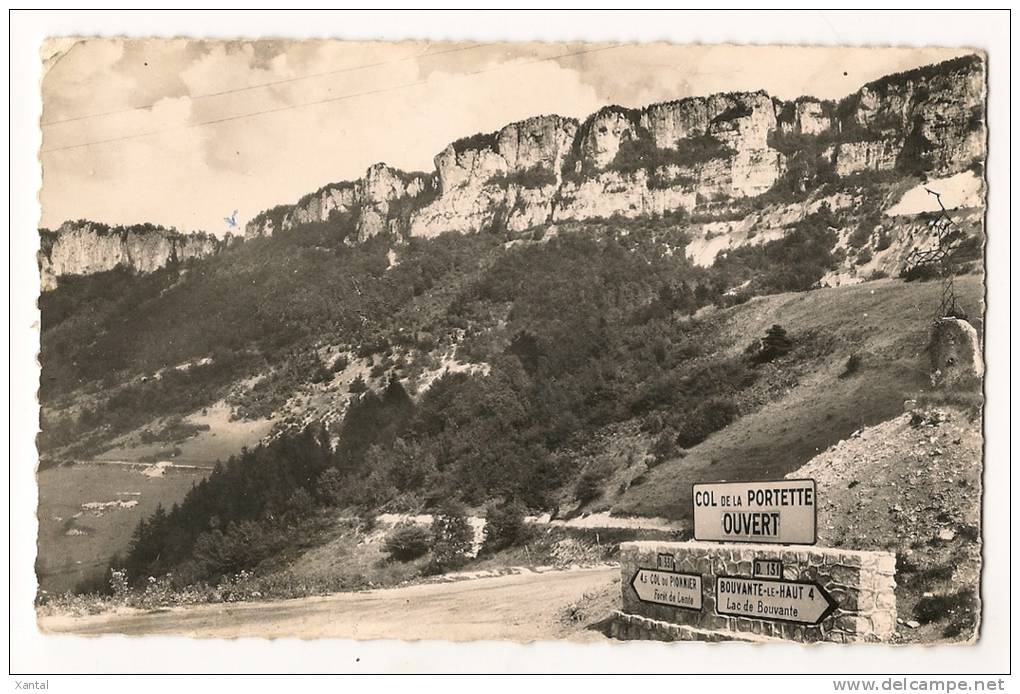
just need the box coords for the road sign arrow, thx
[629,568,703,611]
[799,581,839,624]
[715,576,838,625]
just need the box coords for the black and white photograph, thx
[8,8,1012,682]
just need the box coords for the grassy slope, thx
[95,401,276,465]
[37,463,208,593]
[39,403,276,594]
[613,274,983,521]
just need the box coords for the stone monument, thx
[929,317,983,386]
[613,479,898,643]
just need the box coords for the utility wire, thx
[40,44,620,155]
[42,42,485,127]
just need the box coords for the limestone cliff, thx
[245,164,434,242]
[776,98,835,137]
[243,55,983,248]
[247,93,791,242]
[831,54,985,176]
[829,138,903,176]
[39,221,224,291]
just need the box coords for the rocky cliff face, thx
[411,115,579,237]
[46,56,983,292]
[777,98,834,137]
[247,92,796,242]
[831,55,985,176]
[829,138,903,176]
[238,54,983,249]
[39,221,223,290]
[245,164,434,242]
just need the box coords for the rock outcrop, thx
[245,164,434,243]
[777,98,834,137]
[836,54,985,175]
[830,138,903,176]
[929,318,984,386]
[814,169,986,288]
[39,221,223,291]
[43,56,984,293]
[242,55,983,248]
[247,92,798,242]
[411,115,579,237]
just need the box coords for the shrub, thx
[574,468,607,505]
[487,165,558,189]
[284,488,315,521]
[650,430,680,464]
[452,131,498,154]
[648,171,696,191]
[357,509,379,534]
[874,230,892,252]
[137,573,176,610]
[712,209,841,293]
[388,182,442,226]
[428,501,474,572]
[674,397,740,448]
[383,522,431,562]
[611,132,734,177]
[481,499,529,553]
[914,589,976,626]
[711,103,753,123]
[316,467,345,505]
[901,263,940,282]
[310,361,332,384]
[671,134,736,167]
[896,552,919,575]
[762,131,838,200]
[330,354,349,372]
[849,212,881,249]
[746,324,794,364]
[348,375,368,393]
[109,568,130,599]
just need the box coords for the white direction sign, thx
[716,576,837,625]
[630,569,703,611]
[692,479,817,544]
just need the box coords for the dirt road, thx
[39,566,618,641]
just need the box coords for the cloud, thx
[568,43,972,104]
[41,40,603,235]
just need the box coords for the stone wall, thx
[620,540,897,643]
[609,611,762,643]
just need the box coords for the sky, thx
[39,40,972,236]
